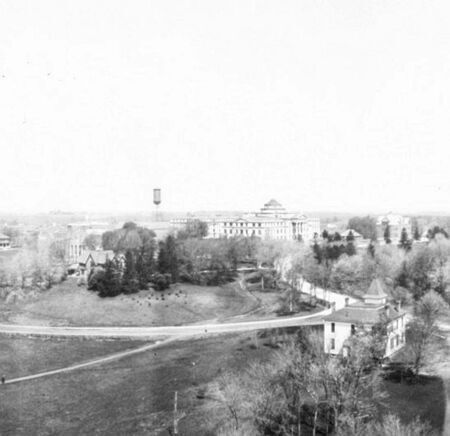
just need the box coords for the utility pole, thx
[173,391,178,435]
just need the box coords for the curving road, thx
[0,308,330,339]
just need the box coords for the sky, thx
[1,0,450,215]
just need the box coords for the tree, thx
[404,291,450,376]
[398,228,411,251]
[177,219,209,239]
[337,413,437,436]
[413,226,421,241]
[330,254,365,294]
[151,272,171,291]
[217,331,388,436]
[121,250,139,294]
[158,235,179,282]
[428,235,450,296]
[383,225,391,244]
[347,216,377,240]
[83,234,102,250]
[345,241,356,256]
[427,226,449,240]
[102,223,156,254]
[407,245,435,299]
[346,231,355,243]
[102,231,117,251]
[333,232,342,242]
[88,259,121,298]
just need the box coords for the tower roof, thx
[264,199,282,207]
[363,278,387,299]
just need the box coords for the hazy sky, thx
[1,1,449,214]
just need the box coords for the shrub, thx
[151,273,172,291]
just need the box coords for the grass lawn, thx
[0,336,147,380]
[1,328,445,436]
[0,278,260,327]
[0,333,275,435]
[381,376,446,433]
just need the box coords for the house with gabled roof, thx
[323,279,406,358]
[74,250,124,279]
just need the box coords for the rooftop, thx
[77,250,115,265]
[264,199,282,207]
[323,303,404,324]
[363,278,388,299]
[341,229,362,238]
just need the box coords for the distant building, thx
[170,199,320,241]
[65,221,112,263]
[0,234,11,250]
[340,229,363,242]
[323,279,406,358]
[73,249,120,278]
[376,213,412,243]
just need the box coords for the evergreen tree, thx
[345,241,356,256]
[399,228,412,251]
[394,260,410,289]
[346,230,355,242]
[383,225,391,244]
[321,229,329,240]
[367,241,376,258]
[122,250,139,294]
[333,232,342,242]
[413,226,421,241]
[312,242,322,264]
[157,235,179,282]
[88,259,121,298]
[135,243,156,290]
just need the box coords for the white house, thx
[323,279,406,358]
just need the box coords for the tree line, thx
[89,220,262,297]
[215,322,440,436]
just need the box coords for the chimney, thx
[397,300,401,312]
[385,305,390,317]
[345,297,349,307]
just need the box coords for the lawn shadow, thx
[381,374,446,434]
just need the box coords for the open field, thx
[0,333,274,435]
[0,336,147,380]
[0,330,446,436]
[0,279,261,327]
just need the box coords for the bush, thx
[151,273,172,291]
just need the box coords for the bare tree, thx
[405,290,450,376]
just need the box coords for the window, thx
[331,339,335,350]
[396,335,399,347]
[331,323,335,333]
[351,324,355,335]
[390,337,395,350]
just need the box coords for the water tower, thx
[153,188,162,222]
